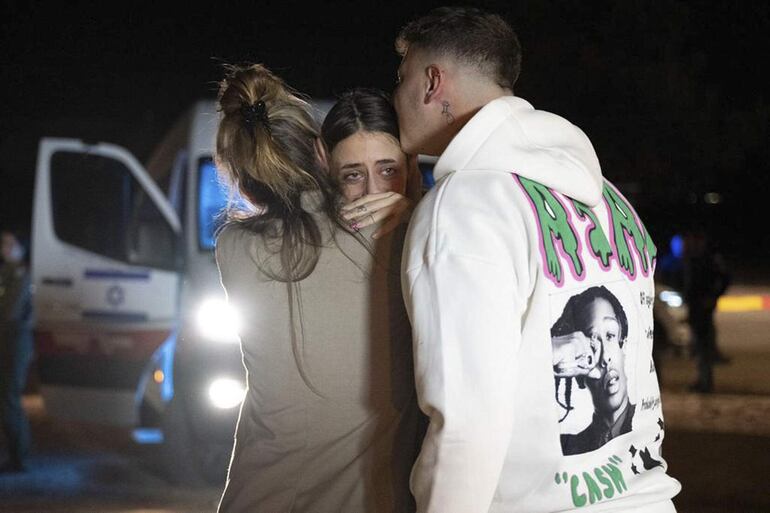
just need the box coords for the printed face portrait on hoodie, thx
[551,285,634,455]
[580,296,629,416]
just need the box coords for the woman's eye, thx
[342,171,364,183]
[603,320,619,343]
[381,167,397,178]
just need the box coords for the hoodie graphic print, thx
[518,175,666,491]
[403,96,680,513]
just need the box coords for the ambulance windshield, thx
[197,158,229,251]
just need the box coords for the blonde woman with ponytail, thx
[214,64,421,513]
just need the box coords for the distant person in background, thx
[682,226,731,393]
[0,228,33,473]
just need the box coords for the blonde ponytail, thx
[216,63,319,206]
[215,63,350,283]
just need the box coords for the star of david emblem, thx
[106,285,125,307]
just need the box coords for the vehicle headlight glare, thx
[196,297,241,343]
[208,378,246,409]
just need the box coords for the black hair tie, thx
[240,100,270,132]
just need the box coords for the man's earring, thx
[441,101,455,124]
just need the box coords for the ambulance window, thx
[50,151,177,270]
[51,152,133,262]
[126,185,177,270]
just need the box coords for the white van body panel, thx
[33,138,182,425]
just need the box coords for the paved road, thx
[1,303,767,512]
[0,396,221,512]
[657,305,770,513]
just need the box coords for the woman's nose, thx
[366,177,386,195]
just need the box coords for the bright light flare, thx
[196,297,241,343]
[659,290,683,308]
[208,378,246,409]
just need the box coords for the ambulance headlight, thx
[196,297,241,343]
[207,378,246,409]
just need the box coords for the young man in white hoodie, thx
[392,7,681,513]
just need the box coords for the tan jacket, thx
[216,202,421,513]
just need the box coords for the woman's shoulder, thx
[216,221,249,244]
[214,221,262,268]
[215,221,286,281]
[215,221,244,251]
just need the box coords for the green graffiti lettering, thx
[582,472,603,505]
[594,467,615,499]
[519,177,583,283]
[645,224,658,268]
[572,199,613,267]
[557,457,628,507]
[603,184,651,277]
[570,474,587,507]
[603,463,628,494]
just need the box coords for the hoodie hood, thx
[433,96,604,206]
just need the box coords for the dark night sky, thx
[1,0,768,265]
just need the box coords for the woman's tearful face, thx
[329,131,408,202]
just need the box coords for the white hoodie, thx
[402,96,681,513]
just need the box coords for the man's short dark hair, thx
[396,6,522,91]
[551,286,629,347]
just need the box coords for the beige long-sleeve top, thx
[215,204,422,513]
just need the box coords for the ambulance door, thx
[32,138,181,426]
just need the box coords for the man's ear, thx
[423,64,443,105]
[314,137,330,172]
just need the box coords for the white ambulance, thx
[31,99,335,484]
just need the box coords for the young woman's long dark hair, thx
[320,88,400,154]
[321,88,422,204]
[215,63,343,282]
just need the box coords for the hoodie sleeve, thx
[405,243,521,512]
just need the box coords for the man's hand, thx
[341,192,411,239]
[552,331,600,378]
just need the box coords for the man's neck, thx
[433,89,511,155]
